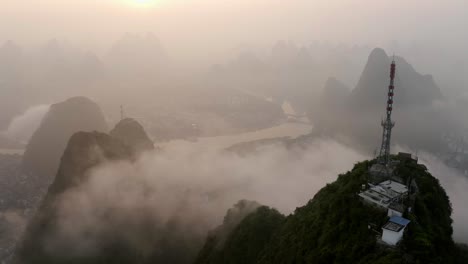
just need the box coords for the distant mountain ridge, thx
[350,48,443,110]
[308,47,453,153]
[322,77,350,104]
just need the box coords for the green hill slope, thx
[196,157,467,264]
[195,201,285,264]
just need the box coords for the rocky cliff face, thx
[14,118,205,264]
[21,97,108,180]
[48,132,133,196]
[14,131,132,264]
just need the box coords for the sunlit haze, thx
[1,1,468,263]
[1,0,467,63]
[123,0,161,8]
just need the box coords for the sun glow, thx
[125,0,159,8]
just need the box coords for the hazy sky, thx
[1,0,467,59]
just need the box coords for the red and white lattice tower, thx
[378,59,396,165]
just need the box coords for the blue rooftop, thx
[389,216,410,226]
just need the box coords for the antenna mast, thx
[120,105,125,121]
[378,59,396,165]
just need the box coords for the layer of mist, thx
[46,138,366,256]
[36,138,468,258]
[418,152,468,243]
[3,105,49,144]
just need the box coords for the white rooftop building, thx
[381,216,411,245]
[358,180,408,208]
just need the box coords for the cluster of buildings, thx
[359,156,415,246]
[358,179,408,215]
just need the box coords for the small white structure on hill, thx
[381,216,411,245]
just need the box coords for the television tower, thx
[378,58,396,165]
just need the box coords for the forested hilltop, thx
[195,156,468,264]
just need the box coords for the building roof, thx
[383,221,404,232]
[379,180,408,194]
[358,180,408,208]
[389,216,410,226]
[382,216,410,232]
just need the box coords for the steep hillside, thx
[21,97,108,179]
[196,157,466,264]
[14,119,202,264]
[14,132,132,264]
[195,202,284,264]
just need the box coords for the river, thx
[159,121,312,152]
[0,100,312,155]
[0,148,24,155]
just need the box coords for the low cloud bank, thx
[47,139,366,255]
[3,105,49,143]
[46,139,468,256]
[417,152,468,243]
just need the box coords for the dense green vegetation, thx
[456,244,468,263]
[257,160,392,264]
[195,205,285,264]
[196,158,467,264]
[397,159,456,263]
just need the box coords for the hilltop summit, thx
[110,118,154,155]
[196,156,467,264]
